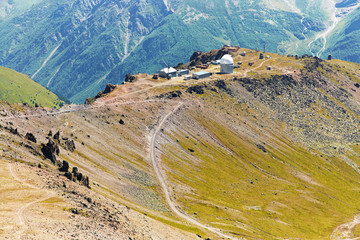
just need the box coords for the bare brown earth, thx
[2,48,360,239]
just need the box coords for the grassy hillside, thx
[2,48,360,239]
[0,66,64,108]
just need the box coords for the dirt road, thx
[9,163,57,240]
[149,102,240,240]
[331,214,360,240]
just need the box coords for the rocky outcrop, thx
[71,167,91,188]
[41,139,60,164]
[186,85,204,95]
[53,131,60,140]
[59,160,69,172]
[231,61,360,146]
[124,74,136,83]
[103,84,116,94]
[188,48,230,67]
[87,83,118,104]
[155,90,182,99]
[25,132,37,143]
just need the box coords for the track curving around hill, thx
[149,102,241,240]
[9,163,57,240]
[0,99,171,121]
[331,214,360,240]
[243,59,270,78]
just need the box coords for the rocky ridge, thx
[1,47,360,239]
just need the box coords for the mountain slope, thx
[0,0,333,103]
[0,0,359,103]
[0,0,171,103]
[0,66,64,108]
[2,48,360,239]
[326,7,360,63]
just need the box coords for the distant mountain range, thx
[0,0,359,103]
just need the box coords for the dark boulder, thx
[186,85,204,94]
[103,84,116,94]
[53,131,60,140]
[124,74,136,83]
[83,176,90,189]
[8,127,19,135]
[25,133,37,143]
[59,160,69,172]
[77,172,83,181]
[41,139,60,164]
[119,119,125,125]
[72,167,78,178]
[256,143,267,153]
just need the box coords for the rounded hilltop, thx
[0,66,64,108]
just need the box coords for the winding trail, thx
[0,99,171,121]
[9,163,56,239]
[150,102,240,240]
[331,215,360,240]
[243,59,269,78]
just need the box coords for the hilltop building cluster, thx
[157,47,239,80]
[156,44,275,81]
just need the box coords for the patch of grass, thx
[159,99,360,239]
[0,67,64,108]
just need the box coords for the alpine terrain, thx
[0,0,359,103]
[1,46,360,239]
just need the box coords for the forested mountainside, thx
[0,0,359,103]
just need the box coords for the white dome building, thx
[220,54,234,74]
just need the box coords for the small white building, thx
[192,71,211,79]
[220,54,234,74]
[177,69,190,76]
[159,67,177,78]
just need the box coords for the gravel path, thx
[149,102,241,240]
[9,163,57,240]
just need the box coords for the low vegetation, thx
[0,66,64,108]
